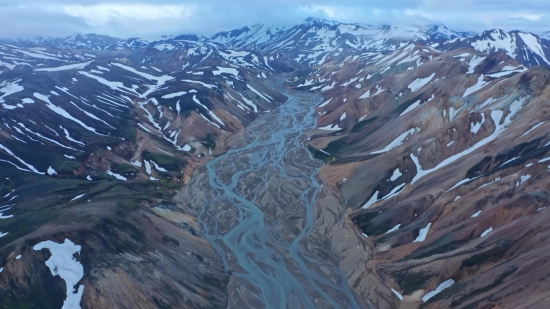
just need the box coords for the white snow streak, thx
[385,224,401,234]
[106,170,127,181]
[0,143,44,174]
[246,84,272,102]
[71,194,85,201]
[391,289,403,300]
[33,93,100,135]
[371,127,420,154]
[480,227,493,237]
[35,61,92,72]
[422,279,455,302]
[400,100,421,117]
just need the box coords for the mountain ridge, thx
[3,18,550,71]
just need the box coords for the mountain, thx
[3,33,126,51]
[210,24,289,49]
[0,43,286,182]
[0,37,286,309]
[540,31,550,40]
[210,18,382,68]
[293,38,549,307]
[1,17,550,309]
[424,24,475,40]
[211,19,473,53]
[211,20,550,71]
[375,24,471,41]
[9,20,550,70]
[440,29,550,68]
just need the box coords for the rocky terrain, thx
[297,38,550,308]
[0,35,286,309]
[1,17,550,309]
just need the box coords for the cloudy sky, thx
[1,0,548,39]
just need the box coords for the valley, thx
[0,17,550,309]
[176,76,367,309]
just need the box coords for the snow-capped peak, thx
[377,25,429,40]
[540,31,550,41]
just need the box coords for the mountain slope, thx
[0,57,284,183]
[440,29,550,68]
[296,40,550,308]
[0,40,286,309]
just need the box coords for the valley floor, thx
[175,75,388,308]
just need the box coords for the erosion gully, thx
[196,76,363,309]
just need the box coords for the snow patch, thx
[400,100,421,117]
[359,90,371,99]
[467,55,485,74]
[320,81,336,92]
[470,113,485,134]
[464,75,488,97]
[371,127,420,154]
[385,224,401,234]
[413,223,432,242]
[520,122,545,137]
[422,279,455,302]
[193,95,225,126]
[71,194,85,201]
[480,227,492,237]
[151,161,168,172]
[516,174,531,186]
[362,191,379,209]
[35,61,92,72]
[408,73,435,92]
[0,143,44,175]
[318,98,332,107]
[162,91,187,99]
[33,239,85,309]
[390,168,402,181]
[340,112,347,121]
[318,124,341,131]
[106,170,127,181]
[47,166,57,175]
[213,66,239,77]
[391,289,403,301]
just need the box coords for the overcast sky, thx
[1,1,549,39]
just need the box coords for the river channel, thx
[196,76,363,309]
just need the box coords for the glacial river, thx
[197,77,361,309]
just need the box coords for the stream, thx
[197,76,361,309]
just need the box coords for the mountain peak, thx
[304,17,335,23]
[541,31,550,40]
[303,17,336,25]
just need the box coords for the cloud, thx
[509,13,542,21]
[59,4,196,25]
[0,6,91,39]
[0,1,548,39]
